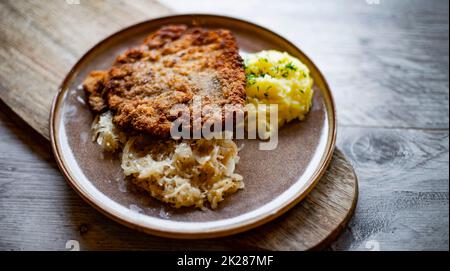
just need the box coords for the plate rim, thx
[50,13,337,239]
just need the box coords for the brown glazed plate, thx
[50,14,336,239]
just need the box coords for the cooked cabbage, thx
[91,111,126,152]
[92,113,244,209]
[121,134,244,209]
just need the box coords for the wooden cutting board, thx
[0,0,358,250]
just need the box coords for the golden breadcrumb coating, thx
[83,25,246,137]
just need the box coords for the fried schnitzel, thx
[83,24,246,138]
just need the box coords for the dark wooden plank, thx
[333,127,449,250]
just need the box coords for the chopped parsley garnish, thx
[285,62,297,71]
[246,74,257,86]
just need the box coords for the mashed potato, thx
[92,112,243,209]
[243,50,314,136]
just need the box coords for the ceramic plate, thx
[50,14,336,238]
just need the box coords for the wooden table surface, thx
[1,0,448,250]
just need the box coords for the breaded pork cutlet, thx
[83,24,246,137]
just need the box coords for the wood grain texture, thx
[1,0,449,250]
[0,0,171,139]
[0,106,356,251]
[333,127,448,250]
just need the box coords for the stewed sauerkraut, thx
[122,134,243,209]
[92,112,244,209]
[91,111,126,152]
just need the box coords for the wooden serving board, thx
[0,0,358,250]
